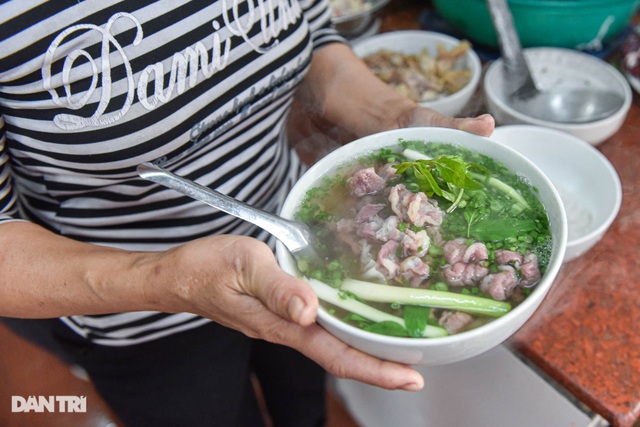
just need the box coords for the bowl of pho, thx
[276,127,567,365]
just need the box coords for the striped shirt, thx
[0,0,344,345]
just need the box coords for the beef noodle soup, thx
[294,140,552,338]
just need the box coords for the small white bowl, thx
[352,30,482,117]
[277,127,567,365]
[491,125,622,262]
[484,48,632,146]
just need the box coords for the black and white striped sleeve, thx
[0,114,21,224]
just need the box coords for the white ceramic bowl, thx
[276,127,567,365]
[351,30,482,116]
[484,47,632,146]
[491,125,622,262]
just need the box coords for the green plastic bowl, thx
[432,0,640,50]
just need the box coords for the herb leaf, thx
[469,219,537,241]
[394,155,483,211]
[363,321,409,337]
[435,156,483,191]
[403,305,430,338]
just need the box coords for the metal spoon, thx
[137,162,320,261]
[486,0,625,124]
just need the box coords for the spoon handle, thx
[136,162,314,256]
[486,0,536,96]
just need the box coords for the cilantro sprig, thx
[393,155,484,213]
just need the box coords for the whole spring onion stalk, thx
[306,277,449,338]
[341,279,511,317]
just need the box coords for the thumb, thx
[455,114,495,137]
[285,291,318,326]
[252,269,319,327]
[407,107,495,137]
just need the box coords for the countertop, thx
[375,2,640,426]
[507,106,640,427]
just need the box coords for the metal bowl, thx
[330,0,391,39]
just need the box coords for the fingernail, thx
[402,382,423,392]
[287,295,305,322]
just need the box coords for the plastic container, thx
[432,0,640,50]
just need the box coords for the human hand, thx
[401,107,496,138]
[295,43,495,141]
[151,235,425,391]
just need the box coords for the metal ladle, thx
[486,0,625,123]
[137,162,320,261]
